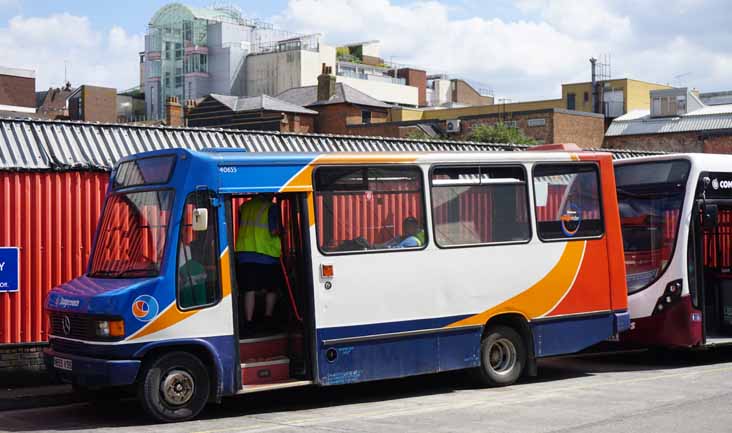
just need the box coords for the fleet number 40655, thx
[219,167,238,174]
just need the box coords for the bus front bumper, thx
[43,348,141,387]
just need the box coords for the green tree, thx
[467,123,537,145]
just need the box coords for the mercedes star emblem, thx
[62,315,72,336]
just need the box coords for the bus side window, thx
[533,164,604,241]
[177,191,221,310]
[430,165,531,247]
[314,166,426,253]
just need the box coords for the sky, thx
[2,0,731,101]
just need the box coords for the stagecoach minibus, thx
[45,148,629,422]
[615,153,732,349]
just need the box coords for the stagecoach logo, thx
[132,295,159,322]
[714,178,732,190]
[62,315,72,336]
[560,204,582,237]
[53,296,81,308]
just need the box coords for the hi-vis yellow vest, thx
[235,198,282,258]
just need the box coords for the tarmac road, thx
[2,348,732,433]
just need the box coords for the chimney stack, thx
[590,57,598,114]
[317,62,336,101]
[165,96,183,127]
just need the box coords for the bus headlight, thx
[94,319,125,338]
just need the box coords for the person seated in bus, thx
[235,193,283,332]
[178,237,208,308]
[381,216,423,248]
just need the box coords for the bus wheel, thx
[137,351,210,423]
[473,325,526,387]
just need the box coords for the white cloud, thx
[274,0,596,100]
[274,0,732,100]
[0,13,143,91]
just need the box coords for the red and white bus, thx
[615,154,732,348]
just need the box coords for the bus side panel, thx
[315,318,482,385]
[585,154,628,312]
[532,313,618,357]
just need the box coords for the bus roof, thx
[614,153,732,173]
[148,148,615,167]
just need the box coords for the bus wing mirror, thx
[703,203,719,230]
[192,208,209,232]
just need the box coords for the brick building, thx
[605,88,732,153]
[67,85,117,123]
[349,108,605,149]
[276,74,391,135]
[35,83,75,119]
[0,66,35,114]
[187,93,317,133]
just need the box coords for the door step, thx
[237,379,313,394]
[241,356,290,385]
[239,333,288,360]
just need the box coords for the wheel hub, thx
[487,337,517,375]
[161,369,195,406]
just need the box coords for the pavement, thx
[2,347,732,432]
[0,370,77,412]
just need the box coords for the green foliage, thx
[466,123,537,145]
[405,129,434,140]
[336,46,349,57]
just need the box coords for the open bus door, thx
[226,192,315,391]
[696,174,732,345]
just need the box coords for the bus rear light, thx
[653,279,683,315]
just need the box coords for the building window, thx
[584,91,589,103]
[175,76,182,88]
[527,118,546,127]
[533,164,603,241]
[567,93,576,110]
[431,165,530,247]
[362,110,372,124]
[314,166,426,253]
[503,120,518,129]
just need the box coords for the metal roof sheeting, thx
[607,104,732,137]
[0,117,658,172]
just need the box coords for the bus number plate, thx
[54,357,72,371]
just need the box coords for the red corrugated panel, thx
[705,209,732,268]
[0,171,109,344]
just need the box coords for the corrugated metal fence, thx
[0,117,662,345]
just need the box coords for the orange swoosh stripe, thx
[128,248,232,341]
[446,241,586,327]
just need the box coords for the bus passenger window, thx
[177,191,220,309]
[431,166,530,247]
[314,166,426,253]
[533,164,603,240]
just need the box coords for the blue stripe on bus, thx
[316,326,483,385]
[316,311,624,384]
[316,314,473,342]
[531,311,628,357]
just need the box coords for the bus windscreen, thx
[114,155,176,189]
[615,160,690,293]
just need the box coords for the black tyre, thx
[472,325,526,387]
[137,351,210,423]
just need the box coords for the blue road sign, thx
[0,247,19,293]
